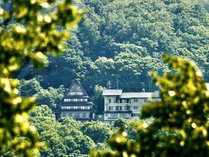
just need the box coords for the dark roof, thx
[65,79,89,98]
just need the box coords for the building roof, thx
[121,91,159,98]
[65,79,89,98]
[103,89,159,98]
[102,90,122,96]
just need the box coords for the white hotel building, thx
[102,89,159,124]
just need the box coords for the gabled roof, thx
[65,79,89,98]
[102,90,122,96]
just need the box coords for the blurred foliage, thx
[90,55,209,157]
[0,0,83,156]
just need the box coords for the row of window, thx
[108,105,139,111]
[106,113,139,119]
[61,106,91,110]
[107,113,130,119]
[68,92,84,96]
[61,112,90,118]
[64,98,88,102]
[108,98,147,104]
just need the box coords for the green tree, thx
[90,54,209,157]
[18,78,42,97]
[0,0,83,155]
[81,121,111,144]
[113,118,126,128]
[29,106,95,156]
[91,85,106,113]
[24,0,209,92]
[19,80,65,112]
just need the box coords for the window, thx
[116,106,122,110]
[125,106,130,110]
[109,113,118,118]
[134,98,138,102]
[127,99,130,103]
[138,98,145,103]
[134,106,138,110]
[86,113,90,118]
[120,99,123,103]
[120,113,129,118]
[69,92,76,95]
[82,113,86,118]
[108,99,111,103]
[75,92,83,95]
[108,106,113,110]
[132,113,139,117]
[64,99,69,102]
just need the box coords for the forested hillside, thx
[28,105,139,156]
[18,0,209,97]
[2,0,209,156]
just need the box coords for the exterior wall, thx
[129,98,146,119]
[61,111,91,119]
[103,96,151,123]
[104,96,129,124]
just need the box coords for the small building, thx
[56,80,96,122]
[103,89,159,124]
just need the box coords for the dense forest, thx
[28,105,140,156]
[18,0,209,111]
[19,0,209,94]
[2,0,209,156]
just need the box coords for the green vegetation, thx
[1,0,209,156]
[0,0,83,156]
[9,0,209,90]
[28,105,144,156]
[29,105,123,156]
[90,55,209,157]
[18,0,209,109]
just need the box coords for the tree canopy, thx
[19,0,209,96]
[0,0,83,155]
[90,55,209,157]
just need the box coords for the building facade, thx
[103,89,159,124]
[56,80,96,122]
